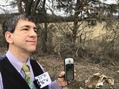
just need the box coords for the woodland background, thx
[0,0,119,89]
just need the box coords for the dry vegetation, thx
[37,54,119,89]
[1,21,119,89]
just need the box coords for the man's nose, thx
[29,29,37,37]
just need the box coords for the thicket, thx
[0,21,119,66]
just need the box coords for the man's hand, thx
[57,71,68,87]
[57,70,76,87]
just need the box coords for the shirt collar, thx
[6,50,31,73]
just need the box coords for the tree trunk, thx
[24,0,33,15]
[72,0,80,46]
[17,0,24,13]
[41,0,48,53]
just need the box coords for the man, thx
[0,14,68,89]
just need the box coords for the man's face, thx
[8,19,37,53]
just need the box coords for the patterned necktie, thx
[22,64,36,89]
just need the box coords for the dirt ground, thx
[37,54,119,89]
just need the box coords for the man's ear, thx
[5,31,13,44]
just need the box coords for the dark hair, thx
[2,13,37,48]
[2,13,37,35]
